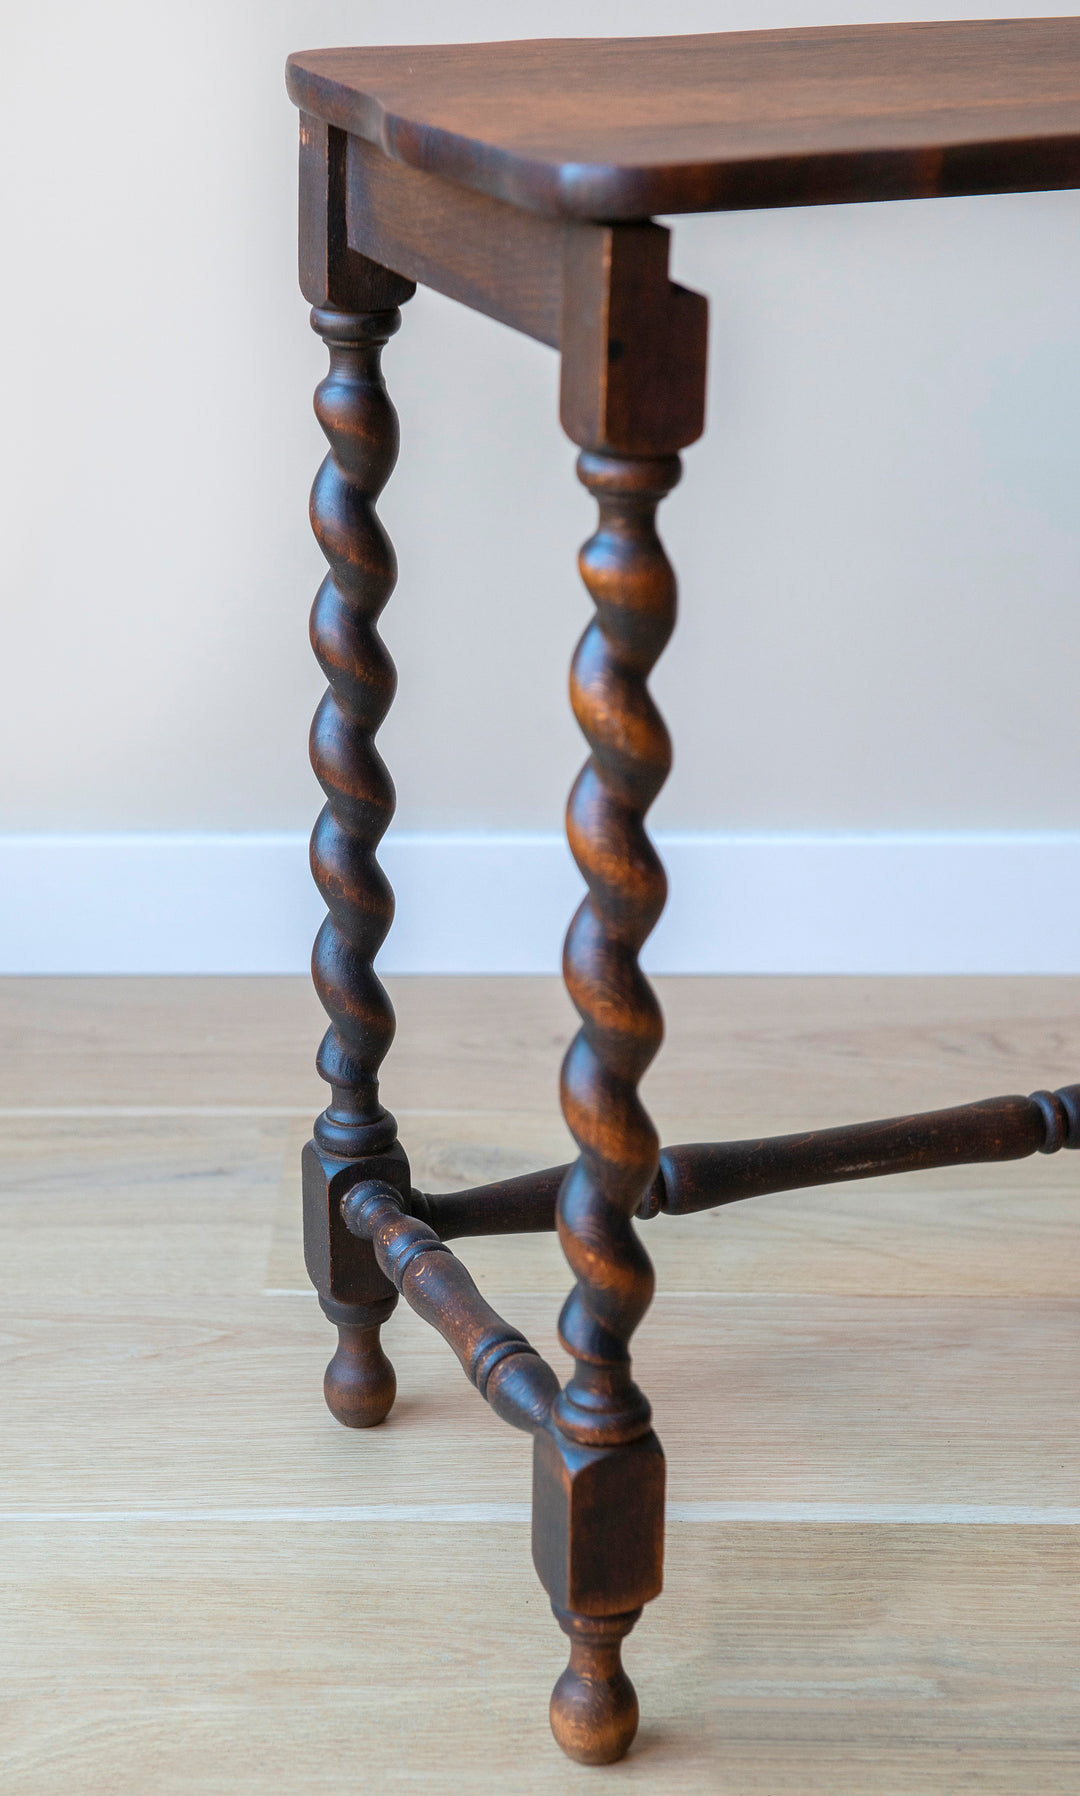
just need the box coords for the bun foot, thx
[320,1298,397,1428]
[549,1608,641,1765]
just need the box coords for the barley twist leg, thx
[304,302,411,1426]
[536,450,680,1763]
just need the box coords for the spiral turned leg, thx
[302,302,412,1427]
[533,450,680,1763]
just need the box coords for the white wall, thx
[3,3,1080,969]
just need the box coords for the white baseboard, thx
[1,830,1078,975]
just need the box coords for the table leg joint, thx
[342,1181,560,1433]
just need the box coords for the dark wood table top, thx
[287,19,1080,219]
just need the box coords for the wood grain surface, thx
[2,976,1078,1790]
[286,21,1080,219]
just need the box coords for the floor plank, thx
[3,1288,1078,1510]
[2,976,1078,1791]
[5,974,1080,1116]
[0,1115,286,1298]
[1,1520,1076,1794]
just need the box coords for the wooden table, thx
[285,20,1080,1766]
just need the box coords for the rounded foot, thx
[549,1608,641,1765]
[323,1322,396,1428]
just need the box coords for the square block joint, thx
[302,1137,410,1306]
[532,1426,665,1615]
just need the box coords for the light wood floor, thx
[2,975,1078,1793]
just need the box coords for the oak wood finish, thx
[412,1164,569,1240]
[287,21,1080,1769]
[307,300,404,1162]
[345,132,566,347]
[560,227,707,455]
[651,1084,1080,1216]
[530,448,684,1760]
[407,1082,1080,1236]
[299,114,417,315]
[342,1179,559,1434]
[287,21,1080,220]
[303,295,414,1427]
